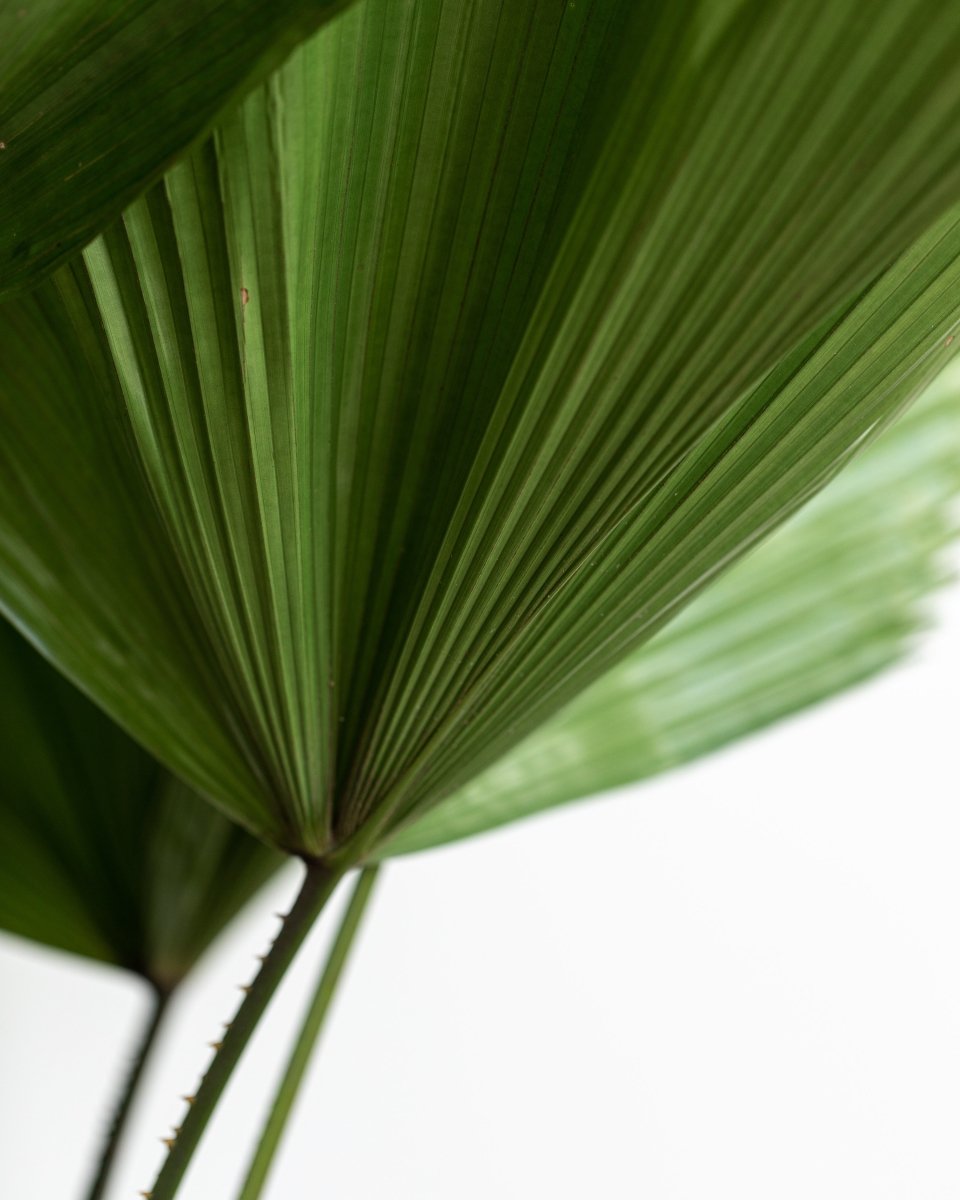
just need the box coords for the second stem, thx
[236,864,381,1200]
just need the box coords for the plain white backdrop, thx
[1,569,958,1199]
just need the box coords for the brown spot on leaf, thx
[240,287,250,307]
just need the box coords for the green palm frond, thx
[0,0,353,295]
[385,376,960,854]
[0,1,959,866]
[0,620,281,989]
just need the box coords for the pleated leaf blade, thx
[1,1,960,862]
[383,376,960,854]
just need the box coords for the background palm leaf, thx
[1,0,959,863]
[0,619,281,990]
[0,0,353,295]
[384,376,960,853]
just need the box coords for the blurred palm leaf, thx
[384,378,960,854]
[1,0,960,863]
[0,0,353,295]
[0,620,281,989]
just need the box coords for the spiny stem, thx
[145,859,346,1200]
[236,865,381,1200]
[84,984,170,1200]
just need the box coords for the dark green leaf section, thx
[1,1,960,861]
[0,0,353,296]
[383,380,960,854]
[0,620,280,986]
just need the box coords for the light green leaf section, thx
[0,0,353,295]
[0,620,281,988]
[383,378,960,855]
[1,1,960,860]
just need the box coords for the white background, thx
[1,575,958,1200]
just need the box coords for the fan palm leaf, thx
[0,0,958,867]
[385,376,960,853]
